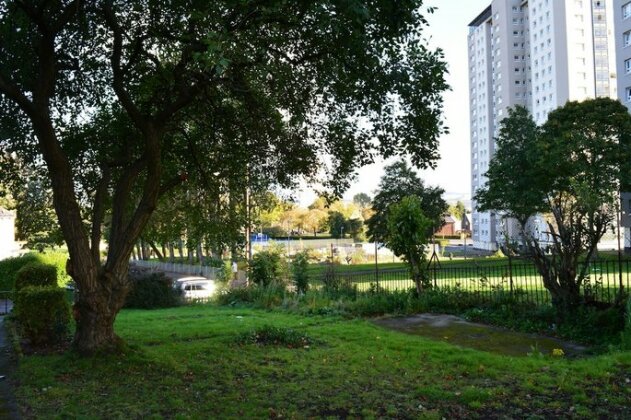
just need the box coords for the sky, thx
[296,0,491,207]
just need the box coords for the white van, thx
[175,277,216,301]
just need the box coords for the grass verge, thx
[15,305,631,418]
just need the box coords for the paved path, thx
[0,317,20,419]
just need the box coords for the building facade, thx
[614,0,631,249]
[469,0,618,250]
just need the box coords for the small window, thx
[626,59,631,74]
[627,87,631,102]
[624,2,631,19]
[624,30,631,47]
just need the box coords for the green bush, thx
[250,251,284,287]
[0,251,71,290]
[124,271,182,309]
[291,252,310,294]
[15,286,70,345]
[216,283,286,309]
[621,296,631,349]
[14,262,57,291]
[0,254,39,290]
[217,260,233,284]
[236,325,313,348]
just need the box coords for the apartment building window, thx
[624,2,631,20]
[624,30,631,47]
[627,87,631,102]
[626,59,631,75]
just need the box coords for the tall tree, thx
[476,100,631,313]
[367,160,446,242]
[385,195,432,294]
[0,1,448,354]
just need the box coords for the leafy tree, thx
[328,211,347,239]
[352,193,372,209]
[476,100,631,313]
[448,201,466,221]
[385,196,432,294]
[367,160,447,242]
[0,1,447,354]
[300,208,328,236]
[346,218,364,241]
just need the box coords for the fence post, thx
[374,241,379,289]
[508,254,514,296]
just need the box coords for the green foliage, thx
[124,272,182,309]
[327,211,347,239]
[0,254,39,290]
[386,196,433,292]
[250,251,284,287]
[621,297,631,349]
[367,160,447,242]
[352,193,371,208]
[14,262,57,292]
[217,260,233,284]
[291,252,310,294]
[0,0,449,352]
[448,201,466,220]
[236,325,313,348]
[476,100,631,312]
[15,286,70,345]
[217,283,287,309]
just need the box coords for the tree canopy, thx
[0,0,448,354]
[367,160,446,242]
[476,99,631,311]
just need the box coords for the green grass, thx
[15,305,631,418]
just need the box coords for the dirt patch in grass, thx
[373,313,589,357]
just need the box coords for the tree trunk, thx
[168,243,175,263]
[178,239,184,258]
[197,243,205,266]
[72,269,130,355]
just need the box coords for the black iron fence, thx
[314,258,631,306]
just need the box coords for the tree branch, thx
[91,165,111,264]
[102,2,147,132]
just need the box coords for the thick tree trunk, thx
[72,269,129,355]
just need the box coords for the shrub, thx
[350,248,367,264]
[14,262,57,291]
[250,251,284,287]
[216,283,286,309]
[262,226,287,238]
[236,325,313,348]
[124,271,182,309]
[217,260,233,284]
[291,251,310,294]
[621,296,631,349]
[0,251,71,290]
[0,254,39,290]
[15,286,70,345]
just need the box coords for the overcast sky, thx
[296,0,490,206]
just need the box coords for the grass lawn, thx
[15,305,631,418]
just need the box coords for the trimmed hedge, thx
[125,271,182,309]
[15,263,57,291]
[0,251,71,290]
[15,286,71,345]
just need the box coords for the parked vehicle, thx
[174,277,216,300]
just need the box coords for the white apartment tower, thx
[469,0,617,251]
[614,0,631,250]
